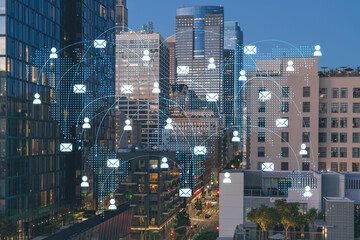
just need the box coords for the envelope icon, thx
[258,91,271,101]
[262,162,274,171]
[244,45,257,54]
[107,159,119,168]
[94,40,107,48]
[121,85,134,94]
[194,146,206,155]
[73,84,86,93]
[60,143,73,152]
[179,188,192,197]
[276,118,289,128]
[177,66,189,75]
[206,93,219,102]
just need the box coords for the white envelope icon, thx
[258,91,271,101]
[177,66,189,75]
[121,85,134,94]
[107,159,120,168]
[179,188,192,197]
[94,40,107,48]
[60,143,73,152]
[244,45,257,54]
[206,93,219,102]
[194,146,206,155]
[73,84,86,93]
[262,162,274,171]
[276,118,289,128]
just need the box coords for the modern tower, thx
[116,0,128,33]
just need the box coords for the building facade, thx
[115,0,128,33]
[166,36,176,85]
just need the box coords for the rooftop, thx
[324,197,354,202]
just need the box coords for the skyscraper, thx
[116,0,128,33]
[167,36,176,85]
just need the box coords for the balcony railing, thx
[244,188,287,197]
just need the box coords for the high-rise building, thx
[116,0,128,33]
[115,32,170,149]
[167,36,176,85]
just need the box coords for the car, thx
[205,212,212,219]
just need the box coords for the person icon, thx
[239,70,247,81]
[152,82,160,94]
[81,176,89,187]
[165,118,173,130]
[232,131,240,142]
[109,199,117,210]
[33,93,41,104]
[208,58,216,69]
[314,45,322,57]
[142,49,151,62]
[286,60,294,71]
[82,117,91,129]
[124,119,132,131]
[223,172,231,183]
[50,48,58,59]
[303,186,312,197]
[161,157,169,169]
[299,144,308,155]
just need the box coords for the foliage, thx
[0,217,17,239]
[194,231,218,240]
[247,204,280,231]
[274,199,303,235]
[174,210,191,235]
[37,222,60,235]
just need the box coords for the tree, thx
[274,199,303,236]
[195,231,218,240]
[174,210,191,235]
[0,217,17,239]
[247,205,280,239]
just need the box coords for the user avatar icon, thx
[82,117,91,129]
[239,70,247,81]
[303,186,312,197]
[33,93,41,104]
[299,144,308,155]
[223,172,231,183]
[314,45,322,57]
[232,131,240,142]
[161,157,169,169]
[165,118,173,130]
[208,58,216,70]
[50,48,58,59]
[109,199,117,210]
[124,119,132,131]
[152,82,160,94]
[286,60,294,72]
[81,176,89,187]
[142,49,151,62]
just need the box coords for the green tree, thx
[195,231,218,240]
[274,199,303,236]
[174,210,191,235]
[247,205,280,239]
[0,217,17,240]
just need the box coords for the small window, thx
[319,88,327,99]
[302,117,310,128]
[319,103,327,114]
[352,163,359,172]
[319,118,327,128]
[331,103,339,113]
[257,162,264,170]
[258,117,265,127]
[340,162,347,171]
[302,132,310,142]
[331,118,339,128]
[302,162,310,171]
[319,133,327,143]
[331,162,338,171]
[340,133,347,143]
[331,133,338,143]
[281,147,289,158]
[303,102,310,112]
[354,103,360,113]
[340,148,347,158]
[258,132,265,142]
[340,88,348,98]
[281,102,289,113]
[281,162,289,170]
[331,147,339,158]
[353,148,360,158]
[353,133,360,143]
[281,132,289,142]
[319,147,327,157]
[282,87,290,98]
[340,103,348,113]
[340,118,347,128]
[318,162,327,171]
[258,147,265,157]
[353,88,360,98]
[332,88,339,98]
[303,87,310,97]
[258,102,266,113]
[353,118,360,128]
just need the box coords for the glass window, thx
[332,88,339,98]
[303,87,310,97]
[318,162,326,171]
[319,118,327,128]
[281,147,289,158]
[353,133,360,143]
[340,133,347,143]
[0,0,5,14]
[331,162,338,171]
[282,87,289,98]
[354,88,360,98]
[340,118,347,128]
[149,184,158,193]
[257,162,264,170]
[302,162,310,171]
[258,147,265,157]
[331,133,338,143]
[340,88,348,98]
[340,103,348,113]
[0,16,4,35]
[319,103,327,114]
[319,147,327,157]
[319,133,327,143]
[303,102,310,112]
[281,132,289,142]
[302,132,310,143]
[149,173,158,183]
[352,163,359,172]
[353,148,360,158]
[319,88,327,99]
[281,102,289,113]
[258,102,265,113]
[331,147,338,158]
[0,37,5,55]
[331,118,339,128]
[331,103,339,113]
[258,117,265,127]
[340,148,347,158]
[353,118,360,128]
[258,132,265,142]
[354,103,360,113]
[149,160,158,169]
[302,117,310,128]
[281,162,288,170]
[340,162,347,171]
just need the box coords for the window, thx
[331,133,338,143]
[303,87,310,97]
[340,162,347,171]
[281,147,289,158]
[353,148,360,158]
[353,133,360,143]
[149,184,158,193]
[302,132,310,142]
[303,102,310,112]
[258,147,265,157]
[282,87,290,97]
[318,162,326,171]
[340,88,348,98]
[149,173,158,183]
[319,103,327,114]
[259,102,265,113]
[319,147,327,157]
[340,148,347,158]
[303,147,310,158]
[138,184,145,193]
[331,162,338,171]
[354,103,360,113]
[302,117,310,128]
[319,88,327,99]
[257,162,264,170]
[281,162,289,170]
[340,103,348,113]
[258,132,265,142]
[319,118,327,128]
[149,160,158,169]
[319,133,327,143]
[353,88,360,98]
[353,118,360,128]
[340,118,347,128]
[258,117,265,127]
[281,102,289,113]
[332,88,339,98]
[331,103,339,113]
[340,133,347,143]
[302,162,310,171]
[353,163,359,172]
[100,4,107,18]
[331,118,339,128]
[281,132,289,142]
[331,147,339,157]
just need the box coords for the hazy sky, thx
[128,0,360,69]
